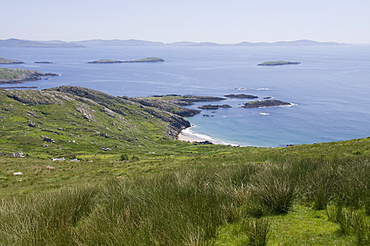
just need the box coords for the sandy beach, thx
[177,129,214,143]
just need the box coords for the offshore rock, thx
[243,100,291,108]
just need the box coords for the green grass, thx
[1,86,370,245]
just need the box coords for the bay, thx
[1,45,370,147]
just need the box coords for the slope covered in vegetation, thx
[1,87,370,245]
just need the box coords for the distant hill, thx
[234,39,347,46]
[73,39,165,46]
[73,39,348,46]
[0,38,84,48]
[0,38,348,47]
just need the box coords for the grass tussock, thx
[1,138,370,245]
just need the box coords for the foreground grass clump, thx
[0,166,246,245]
[2,149,370,245]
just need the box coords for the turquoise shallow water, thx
[1,45,370,146]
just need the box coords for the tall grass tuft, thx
[0,185,97,246]
[307,162,339,210]
[241,218,270,246]
[327,205,370,245]
[75,167,239,245]
[246,164,296,216]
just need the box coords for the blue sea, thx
[1,45,370,147]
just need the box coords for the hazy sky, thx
[1,0,369,44]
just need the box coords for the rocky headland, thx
[0,68,60,84]
[0,57,24,64]
[132,95,226,117]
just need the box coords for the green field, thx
[1,86,369,245]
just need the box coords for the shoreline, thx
[177,131,212,143]
[177,127,238,146]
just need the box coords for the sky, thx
[1,0,369,44]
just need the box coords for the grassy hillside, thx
[1,87,370,245]
[0,86,197,159]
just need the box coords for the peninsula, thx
[0,68,59,84]
[0,57,24,64]
[258,61,301,66]
[243,99,292,108]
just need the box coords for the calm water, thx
[1,45,370,147]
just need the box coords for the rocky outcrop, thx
[224,94,258,99]
[258,61,300,66]
[35,61,53,64]
[87,59,124,64]
[198,104,231,110]
[132,95,226,117]
[243,100,292,108]
[124,57,164,63]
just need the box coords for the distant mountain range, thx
[0,38,84,48]
[0,38,349,48]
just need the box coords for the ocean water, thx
[1,45,370,147]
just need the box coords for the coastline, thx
[177,130,212,143]
[177,127,238,146]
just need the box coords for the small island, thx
[224,94,258,99]
[243,100,291,108]
[0,68,60,84]
[198,104,232,110]
[87,59,124,64]
[35,61,53,64]
[0,57,24,64]
[257,61,300,66]
[124,57,164,63]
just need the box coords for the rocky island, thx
[198,104,232,110]
[258,61,300,66]
[35,61,53,64]
[123,57,164,63]
[0,57,24,64]
[243,99,291,108]
[87,59,124,64]
[87,57,165,64]
[0,68,60,84]
[224,94,258,99]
